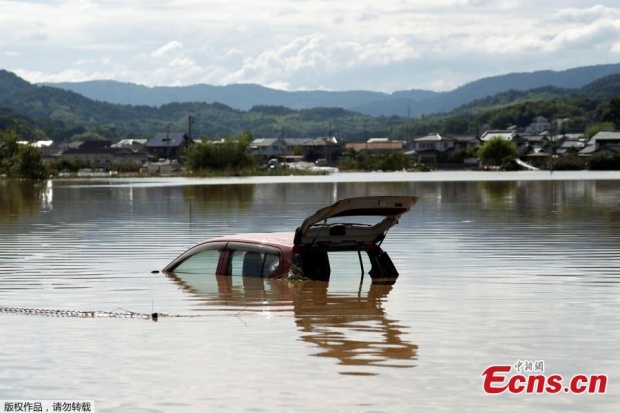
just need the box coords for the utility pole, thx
[550,118,556,174]
[328,123,333,165]
[165,124,171,160]
[188,115,195,140]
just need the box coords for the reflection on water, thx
[290,281,417,375]
[183,184,256,212]
[0,180,51,223]
[477,180,518,207]
[164,272,417,375]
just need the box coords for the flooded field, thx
[1,171,619,412]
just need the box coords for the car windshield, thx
[172,249,220,274]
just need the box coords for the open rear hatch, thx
[294,196,418,250]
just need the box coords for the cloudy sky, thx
[1,1,619,92]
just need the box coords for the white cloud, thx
[219,34,420,90]
[554,4,620,23]
[1,1,620,91]
[151,41,184,58]
[547,15,620,51]
[13,68,109,83]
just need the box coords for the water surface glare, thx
[1,172,619,412]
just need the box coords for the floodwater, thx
[1,171,619,412]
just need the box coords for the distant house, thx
[579,130,620,157]
[70,140,113,149]
[250,137,312,158]
[555,135,586,155]
[61,147,149,167]
[250,137,287,157]
[112,139,148,151]
[520,145,552,168]
[285,138,314,150]
[145,132,193,161]
[410,134,456,163]
[345,138,404,153]
[525,116,552,135]
[301,136,343,163]
[451,135,481,151]
[480,130,521,142]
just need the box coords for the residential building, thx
[250,137,286,157]
[61,147,149,167]
[519,145,552,168]
[345,138,404,153]
[112,139,148,151]
[480,130,520,142]
[250,137,313,158]
[410,134,456,163]
[579,130,620,157]
[301,136,342,163]
[145,132,193,161]
[525,116,552,134]
[451,135,481,151]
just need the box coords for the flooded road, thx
[1,172,619,412]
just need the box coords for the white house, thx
[480,130,519,141]
[411,134,456,163]
[525,116,552,135]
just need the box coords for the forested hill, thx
[0,70,381,140]
[1,68,620,142]
[41,63,620,117]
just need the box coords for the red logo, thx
[482,361,607,394]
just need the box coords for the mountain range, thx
[1,64,619,141]
[42,63,620,117]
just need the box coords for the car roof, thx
[203,232,294,248]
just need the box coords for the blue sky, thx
[1,0,619,92]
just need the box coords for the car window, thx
[172,249,221,274]
[263,253,280,275]
[298,250,375,281]
[327,251,373,276]
[228,250,280,277]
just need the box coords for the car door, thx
[294,196,418,249]
[224,242,282,277]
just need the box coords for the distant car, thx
[264,158,280,169]
[162,196,418,283]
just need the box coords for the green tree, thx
[0,128,47,179]
[488,112,514,129]
[602,97,620,128]
[378,152,411,171]
[0,128,20,176]
[588,153,620,170]
[0,128,19,162]
[552,154,585,171]
[10,145,47,179]
[185,133,255,172]
[477,136,518,167]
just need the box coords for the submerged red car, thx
[162,196,418,283]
